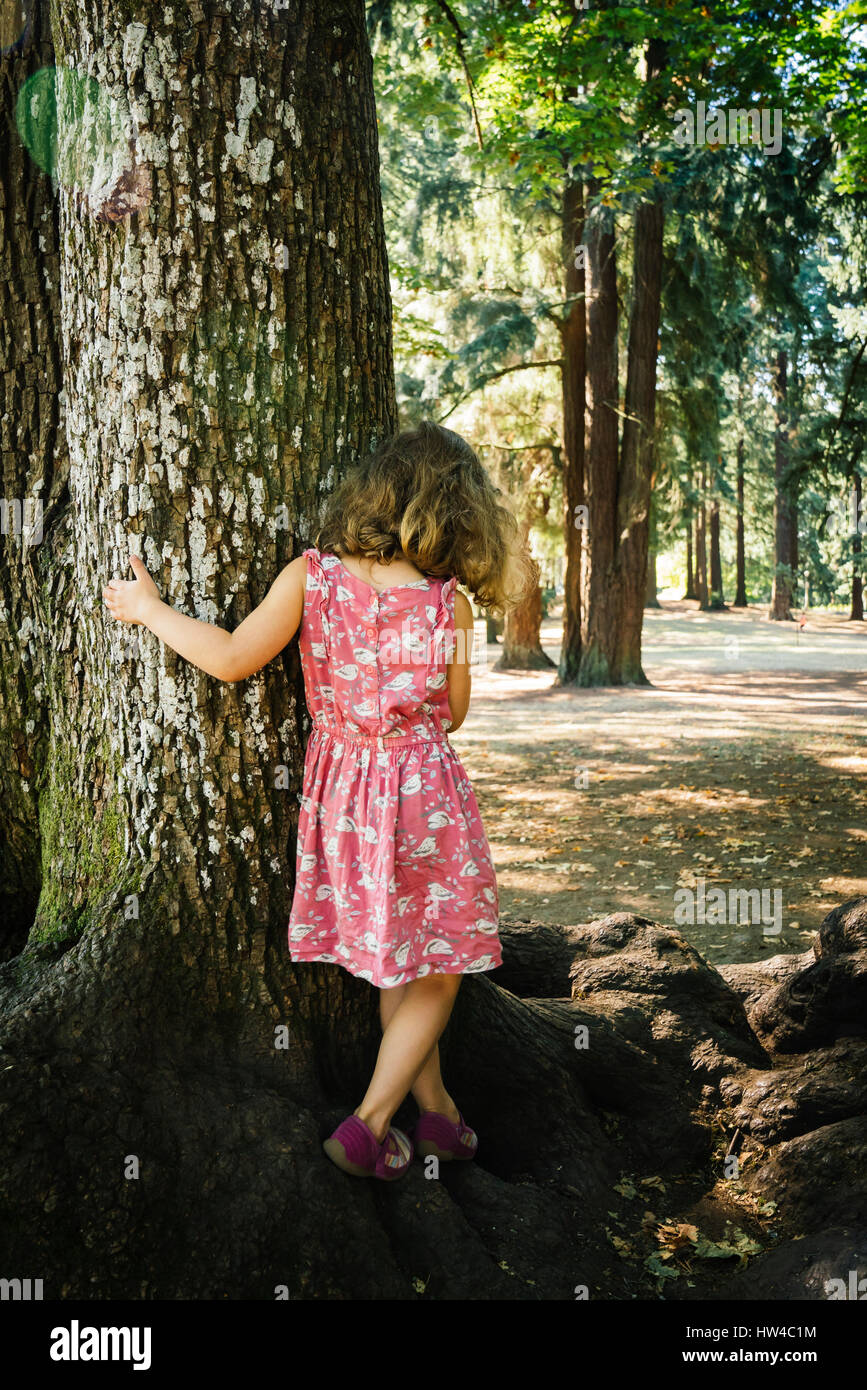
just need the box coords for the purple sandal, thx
[323,1114,413,1180]
[413,1109,478,1162]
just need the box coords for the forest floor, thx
[454,600,867,966]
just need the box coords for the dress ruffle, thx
[302,547,332,663]
[434,574,459,659]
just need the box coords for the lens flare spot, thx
[15,65,150,221]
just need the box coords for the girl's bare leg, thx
[376,984,460,1122]
[378,981,406,1029]
[354,973,462,1142]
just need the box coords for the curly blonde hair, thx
[313,421,537,615]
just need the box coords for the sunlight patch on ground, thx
[455,605,867,965]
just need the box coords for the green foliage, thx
[372,0,867,604]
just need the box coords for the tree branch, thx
[437,359,564,422]
[481,357,564,383]
[433,0,484,150]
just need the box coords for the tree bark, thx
[613,193,663,681]
[851,473,864,621]
[494,522,554,669]
[695,473,709,610]
[770,350,795,620]
[556,176,585,683]
[0,0,402,1297]
[709,495,725,609]
[577,175,619,685]
[0,0,65,963]
[608,41,666,685]
[684,517,697,600]
[735,435,747,606]
[494,585,555,670]
[567,39,666,687]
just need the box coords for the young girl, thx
[102,420,535,1183]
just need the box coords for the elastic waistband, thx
[310,716,448,749]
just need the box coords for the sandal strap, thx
[380,1126,412,1172]
[387,1127,411,1162]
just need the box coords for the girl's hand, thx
[102,554,161,627]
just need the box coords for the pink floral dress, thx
[287,547,502,987]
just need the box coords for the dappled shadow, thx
[452,608,867,968]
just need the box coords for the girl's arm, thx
[445,589,476,732]
[102,553,307,682]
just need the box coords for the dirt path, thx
[453,602,867,965]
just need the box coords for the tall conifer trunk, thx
[496,522,555,670]
[560,41,665,687]
[685,516,697,600]
[556,176,585,683]
[614,190,663,681]
[608,37,666,684]
[735,436,747,606]
[852,473,864,621]
[577,176,619,685]
[770,349,795,620]
[695,478,709,610]
[709,496,724,609]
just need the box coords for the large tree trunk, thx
[0,0,401,1297]
[612,190,663,683]
[607,39,666,686]
[735,435,747,606]
[569,40,666,687]
[695,474,709,610]
[0,0,65,963]
[556,177,585,684]
[494,523,554,669]
[851,473,864,621]
[770,349,795,620]
[494,585,555,670]
[684,516,697,600]
[576,174,619,685]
